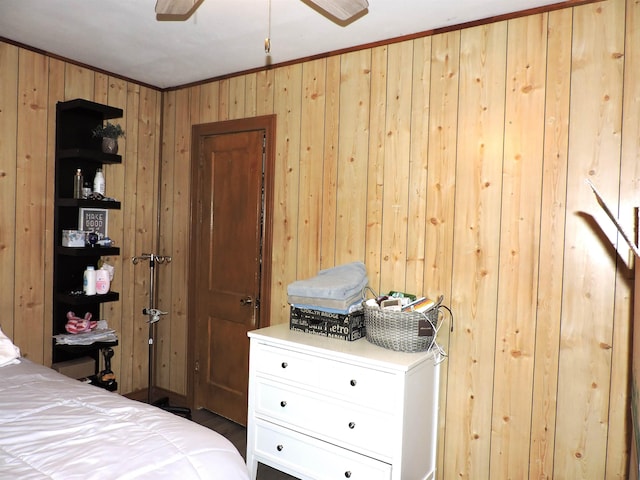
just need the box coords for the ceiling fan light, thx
[155,0,198,15]
[308,0,369,21]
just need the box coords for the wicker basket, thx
[363,297,442,352]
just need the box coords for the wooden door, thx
[190,117,275,425]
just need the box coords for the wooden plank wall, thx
[159,0,636,477]
[0,42,162,394]
[0,0,638,477]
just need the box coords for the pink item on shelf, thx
[65,311,97,334]
[95,268,110,295]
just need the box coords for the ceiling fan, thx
[301,0,369,20]
[155,0,369,21]
[155,0,202,17]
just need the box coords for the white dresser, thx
[246,324,440,480]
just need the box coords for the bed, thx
[0,329,249,479]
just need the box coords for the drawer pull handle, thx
[280,400,287,407]
[281,362,288,369]
[344,471,352,478]
[277,444,284,452]
[350,379,357,387]
[348,421,356,429]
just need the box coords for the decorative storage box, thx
[62,229,85,247]
[289,306,366,341]
[52,356,95,379]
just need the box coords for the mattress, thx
[0,358,249,479]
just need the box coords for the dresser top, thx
[249,323,439,372]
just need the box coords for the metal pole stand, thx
[132,253,191,419]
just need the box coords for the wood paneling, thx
[616,0,640,474]
[427,30,460,476]
[15,49,49,363]
[490,13,546,479]
[0,43,19,342]
[529,7,572,479]
[380,42,412,290]
[448,22,508,478]
[320,55,341,271]
[554,0,626,475]
[44,59,64,367]
[336,50,371,267]
[271,64,303,321]
[159,85,196,396]
[0,0,638,477]
[99,76,127,389]
[365,45,387,291]
[298,59,326,279]
[407,36,431,294]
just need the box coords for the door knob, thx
[240,296,253,306]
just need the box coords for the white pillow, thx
[0,326,21,367]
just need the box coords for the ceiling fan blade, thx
[306,0,369,21]
[155,0,199,15]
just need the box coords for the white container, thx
[93,168,105,195]
[62,230,85,247]
[95,268,110,295]
[83,266,96,296]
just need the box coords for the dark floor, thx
[191,408,299,480]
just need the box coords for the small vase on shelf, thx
[92,121,125,155]
[102,137,118,154]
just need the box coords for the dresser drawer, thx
[255,379,395,458]
[253,343,399,412]
[253,419,392,480]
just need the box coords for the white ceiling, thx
[1,0,574,89]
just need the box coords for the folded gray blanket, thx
[287,261,368,301]
[287,290,363,311]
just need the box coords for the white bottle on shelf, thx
[84,266,96,296]
[93,168,105,195]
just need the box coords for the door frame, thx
[186,114,276,409]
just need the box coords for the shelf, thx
[56,198,121,209]
[56,246,120,256]
[57,99,123,119]
[54,340,119,350]
[53,99,123,368]
[53,341,119,363]
[56,291,119,306]
[58,148,122,164]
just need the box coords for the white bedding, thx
[0,359,250,479]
